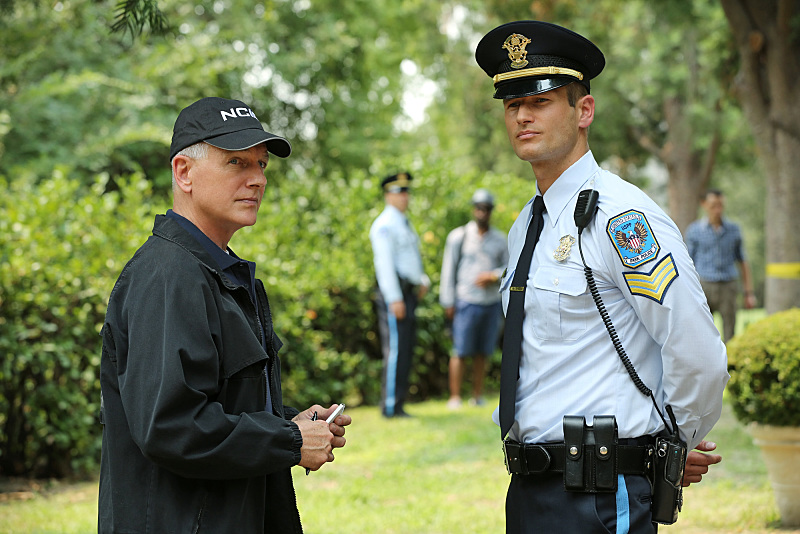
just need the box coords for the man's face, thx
[703,194,724,221]
[503,85,583,166]
[385,190,410,213]
[473,204,492,225]
[186,143,269,241]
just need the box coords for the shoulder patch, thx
[622,253,679,304]
[606,210,659,268]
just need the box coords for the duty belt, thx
[503,438,654,477]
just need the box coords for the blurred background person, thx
[440,189,508,409]
[685,189,757,342]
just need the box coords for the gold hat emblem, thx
[394,173,411,188]
[503,33,532,69]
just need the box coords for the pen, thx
[305,411,317,476]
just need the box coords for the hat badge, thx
[502,33,532,69]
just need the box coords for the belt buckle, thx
[503,439,525,475]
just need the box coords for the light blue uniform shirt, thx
[370,204,429,304]
[492,152,729,450]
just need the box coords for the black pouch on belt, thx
[563,415,618,493]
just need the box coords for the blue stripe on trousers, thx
[616,474,630,534]
[385,307,399,416]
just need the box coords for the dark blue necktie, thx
[499,196,545,438]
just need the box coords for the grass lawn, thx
[2,395,799,533]
[0,308,788,533]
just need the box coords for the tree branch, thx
[110,0,170,38]
[629,124,664,160]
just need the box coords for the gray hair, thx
[172,142,209,184]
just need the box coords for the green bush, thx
[726,308,800,426]
[0,170,157,477]
[0,159,530,477]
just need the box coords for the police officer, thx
[370,172,430,418]
[475,21,729,532]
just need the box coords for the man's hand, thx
[390,300,406,320]
[293,405,334,472]
[417,284,429,300]
[445,306,455,321]
[320,404,352,451]
[682,440,722,487]
[474,272,498,288]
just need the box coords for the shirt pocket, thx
[395,229,418,258]
[531,266,591,341]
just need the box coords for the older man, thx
[98,97,351,533]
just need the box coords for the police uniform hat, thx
[170,97,292,161]
[475,21,605,100]
[381,172,413,193]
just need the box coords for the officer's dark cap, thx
[381,172,413,193]
[170,97,292,161]
[475,21,605,100]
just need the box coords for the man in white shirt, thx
[475,20,729,532]
[369,172,430,417]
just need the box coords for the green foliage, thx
[111,0,170,37]
[726,308,800,427]
[0,156,529,477]
[0,0,450,188]
[0,171,158,477]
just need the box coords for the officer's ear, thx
[577,94,595,129]
[172,155,193,194]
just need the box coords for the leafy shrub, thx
[0,170,157,477]
[726,308,800,426]
[0,158,529,477]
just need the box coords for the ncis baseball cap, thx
[381,172,413,193]
[169,97,292,161]
[475,21,605,100]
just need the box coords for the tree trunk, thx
[721,0,800,314]
[661,96,716,234]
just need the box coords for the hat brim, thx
[205,128,292,158]
[494,77,579,100]
[385,186,410,193]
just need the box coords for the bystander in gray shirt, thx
[440,220,508,307]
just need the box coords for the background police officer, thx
[370,172,430,418]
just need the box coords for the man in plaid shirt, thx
[685,189,756,342]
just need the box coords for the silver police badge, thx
[554,235,576,262]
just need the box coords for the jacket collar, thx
[152,213,224,273]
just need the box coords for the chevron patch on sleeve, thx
[622,253,679,304]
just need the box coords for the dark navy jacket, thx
[98,214,303,533]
